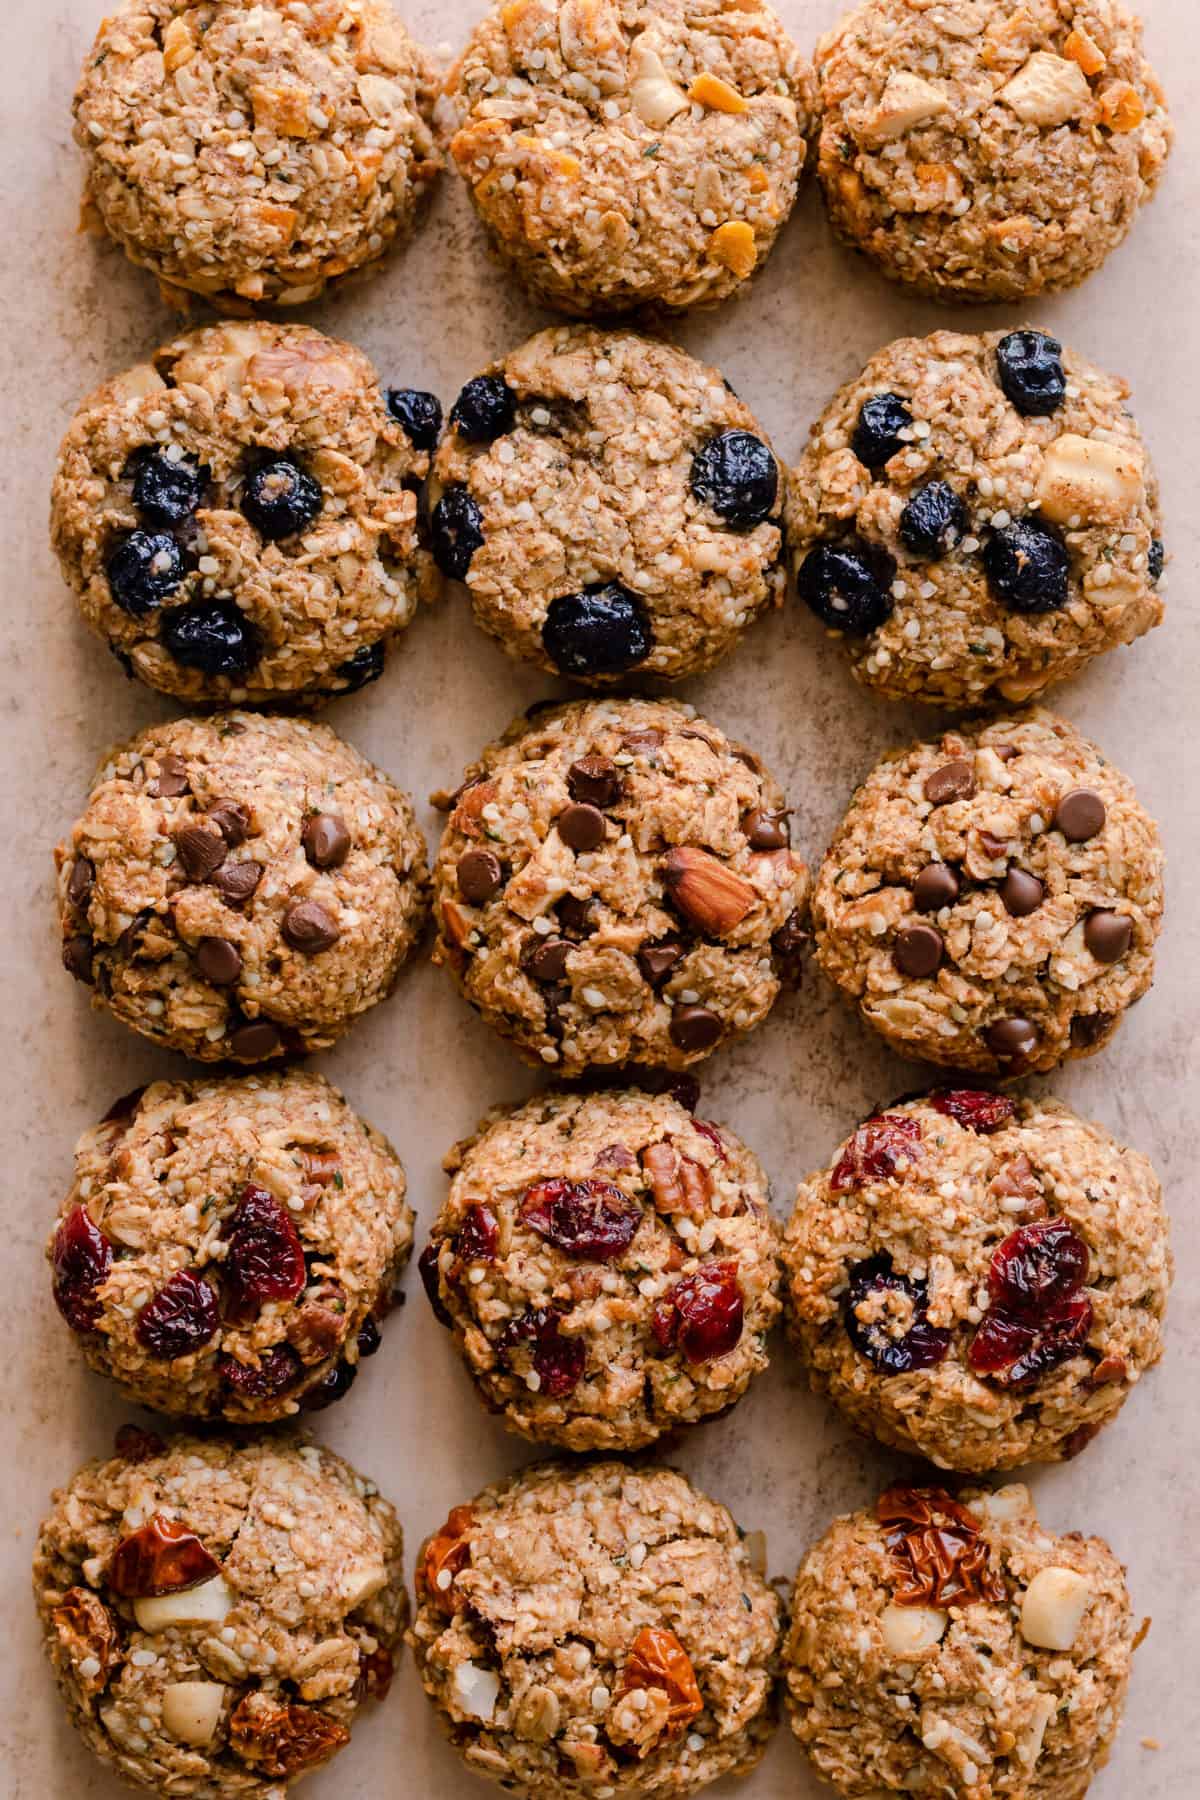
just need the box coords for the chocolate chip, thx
[195,936,243,985]
[303,813,351,870]
[913,863,959,912]
[212,860,264,905]
[67,857,95,908]
[638,942,684,986]
[1001,868,1044,917]
[669,1004,723,1052]
[977,831,1010,861]
[1084,911,1133,964]
[63,934,93,984]
[523,938,570,983]
[771,912,808,966]
[556,804,607,852]
[173,825,227,882]
[1054,789,1106,843]
[1071,1011,1112,1049]
[567,756,622,808]
[992,744,1019,762]
[228,1019,281,1061]
[923,759,975,806]
[150,753,190,798]
[206,800,251,847]
[282,900,341,955]
[893,924,944,978]
[743,808,790,851]
[456,848,503,905]
[986,1017,1039,1061]
[621,728,662,756]
[557,894,595,936]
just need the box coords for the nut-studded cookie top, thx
[788,329,1164,709]
[34,1434,405,1799]
[49,1070,413,1424]
[52,323,439,707]
[74,0,440,307]
[812,710,1163,1077]
[432,698,809,1076]
[57,712,429,1064]
[432,327,787,684]
[410,1460,779,1797]
[814,0,1172,301]
[443,0,813,316]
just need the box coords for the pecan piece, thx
[286,1290,349,1365]
[641,1142,711,1216]
[661,847,755,937]
[300,1149,341,1187]
[228,1692,349,1777]
[52,1587,120,1694]
[617,1626,703,1740]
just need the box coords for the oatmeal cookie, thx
[812,710,1163,1076]
[431,326,786,683]
[421,1087,779,1452]
[785,1482,1139,1799]
[813,0,1172,301]
[443,0,813,317]
[49,1069,412,1423]
[74,0,440,308]
[782,1090,1170,1472]
[789,328,1164,708]
[410,1460,779,1796]
[431,697,809,1076]
[34,1432,405,1797]
[57,712,429,1063]
[52,322,440,707]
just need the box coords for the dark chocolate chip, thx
[992,744,1019,763]
[1001,869,1044,917]
[63,934,94,984]
[228,1020,281,1061]
[68,858,95,908]
[893,924,944,978]
[638,942,683,986]
[456,848,503,905]
[557,894,595,936]
[913,863,959,912]
[923,759,976,806]
[567,757,622,808]
[743,808,790,851]
[282,901,341,955]
[621,729,662,756]
[986,1017,1039,1061]
[1071,1012,1112,1049]
[150,754,190,798]
[556,804,606,852]
[173,826,227,881]
[523,938,571,983]
[1084,911,1133,963]
[303,813,351,870]
[977,831,1010,861]
[771,912,808,966]
[1054,789,1106,843]
[212,861,264,905]
[196,937,243,985]
[669,1004,723,1052]
[206,800,251,847]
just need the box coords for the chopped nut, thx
[1088,1352,1128,1388]
[1063,27,1107,78]
[452,1661,501,1721]
[688,73,748,114]
[707,220,757,279]
[629,46,688,129]
[1037,433,1145,525]
[880,1602,947,1655]
[661,847,756,936]
[861,70,950,144]
[976,1483,1034,1524]
[641,1141,712,1216]
[162,16,196,75]
[1021,1567,1093,1650]
[999,53,1091,127]
[52,1588,120,1695]
[1016,1692,1057,1768]
[133,1574,234,1634]
[162,1681,226,1748]
[1099,82,1146,131]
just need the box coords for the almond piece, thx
[162,16,196,75]
[1021,1567,1093,1650]
[630,46,688,129]
[688,72,748,114]
[661,847,756,935]
[880,1603,948,1655]
[861,70,949,145]
[1037,433,1145,525]
[162,1681,226,1747]
[1000,52,1091,127]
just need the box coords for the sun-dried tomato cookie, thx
[788,328,1164,708]
[785,1482,1139,1799]
[34,1432,405,1797]
[420,1087,779,1452]
[74,0,441,308]
[813,0,1172,302]
[812,710,1163,1077]
[782,1090,1171,1472]
[57,712,429,1064]
[49,1070,412,1423]
[431,697,809,1076]
[410,1460,779,1796]
[431,327,787,684]
[443,0,814,317]
[51,322,439,707]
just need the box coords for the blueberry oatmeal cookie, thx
[813,0,1172,302]
[420,1087,779,1452]
[34,1432,405,1796]
[74,0,440,309]
[785,1482,1140,1798]
[431,697,809,1076]
[409,1460,780,1796]
[782,1089,1170,1472]
[57,712,429,1063]
[49,1069,412,1423]
[52,322,440,707]
[431,327,786,683]
[789,328,1164,708]
[812,710,1163,1076]
[442,0,813,317]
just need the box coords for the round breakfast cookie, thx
[420,1087,779,1452]
[34,1432,405,1797]
[811,710,1163,1076]
[410,1460,779,1796]
[785,1482,1138,1799]
[431,698,810,1076]
[52,322,440,707]
[788,328,1164,708]
[813,0,1172,301]
[73,0,440,308]
[782,1090,1170,1472]
[431,326,786,683]
[49,1069,413,1423]
[443,0,814,317]
[56,712,429,1063]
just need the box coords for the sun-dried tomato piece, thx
[420,1505,475,1615]
[218,1345,304,1401]
[418,1240,453,1327]
[656,1262,744,1364]
[52,1587,120,1694]
[52,1204,113,1332]
[988,1217,1089,1321]
[457,1203,499,1263]
[221,1185,307,1325]
[520,1178,642,1262]
[136,1270,220,1360]
[929,1089,1016,1135]
[619,1626,703,1736]
[107,1513,221,1599]
[878,1487,1006,1607]
[831,1116,923,1191]
[497,1305,586,1396]
[844,1256,951,1376]
[228,1692,349,1777]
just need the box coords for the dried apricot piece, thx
[420,1505,475,1614]
[619,1626,703,1736]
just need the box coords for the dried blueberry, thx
[996,331,1066,417]
[797,540,896,635]
[161,599,261,677]
[107,531,187,617]
[128,449,208,528]
[899,481,968,559]
[1148,538,1165,583]
[542,582,653,677]
[982,520,1070,614]
[241,456,323,540]
[386,387,443,451]
[450,375,516,443]
[356,1315,382,1358]
[851,393,913,470]
[333,642,385,693]
[690,430,779,528]
[304,1359,359,1411]
[844,1255,951,1376]
[431,485,485,579]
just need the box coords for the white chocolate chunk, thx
[337,1558,388,1609]
[1016,1692,1058,1768]
[452,1660,501,1721]
[629,47,688,129]
[161,1681,225,1747]
[863,71,950,144]
[880,1603,948,1655]
[133,1574,234,1633]
[976,1483,1034,1524]
[1021,1567,1093,1650]
[1037,434,1146,525]
[1000,53,1091,128]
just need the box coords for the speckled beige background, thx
[2,2,1197,1795]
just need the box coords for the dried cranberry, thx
[969,1295,1093,1387]
[692,1120,727,1162]
[844,1256,951,1376]
[303,1359,358,1410]
[520,1178,642,1262]
[457,1203,498,1263]
[497,1306,585,1397]
[52,1205,113,1332]
[222,1185,306,1325]
[114,1424,166,1464]
[219,1345,304,1399]
[418,1241,452,1328]
[988,1217,1090,1321]
[659,1262,744,1364]
[831,1116,923,1191]
[136,1271,219,1360]
[930,1089,1016,1135]
[359,1645,395,1701]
